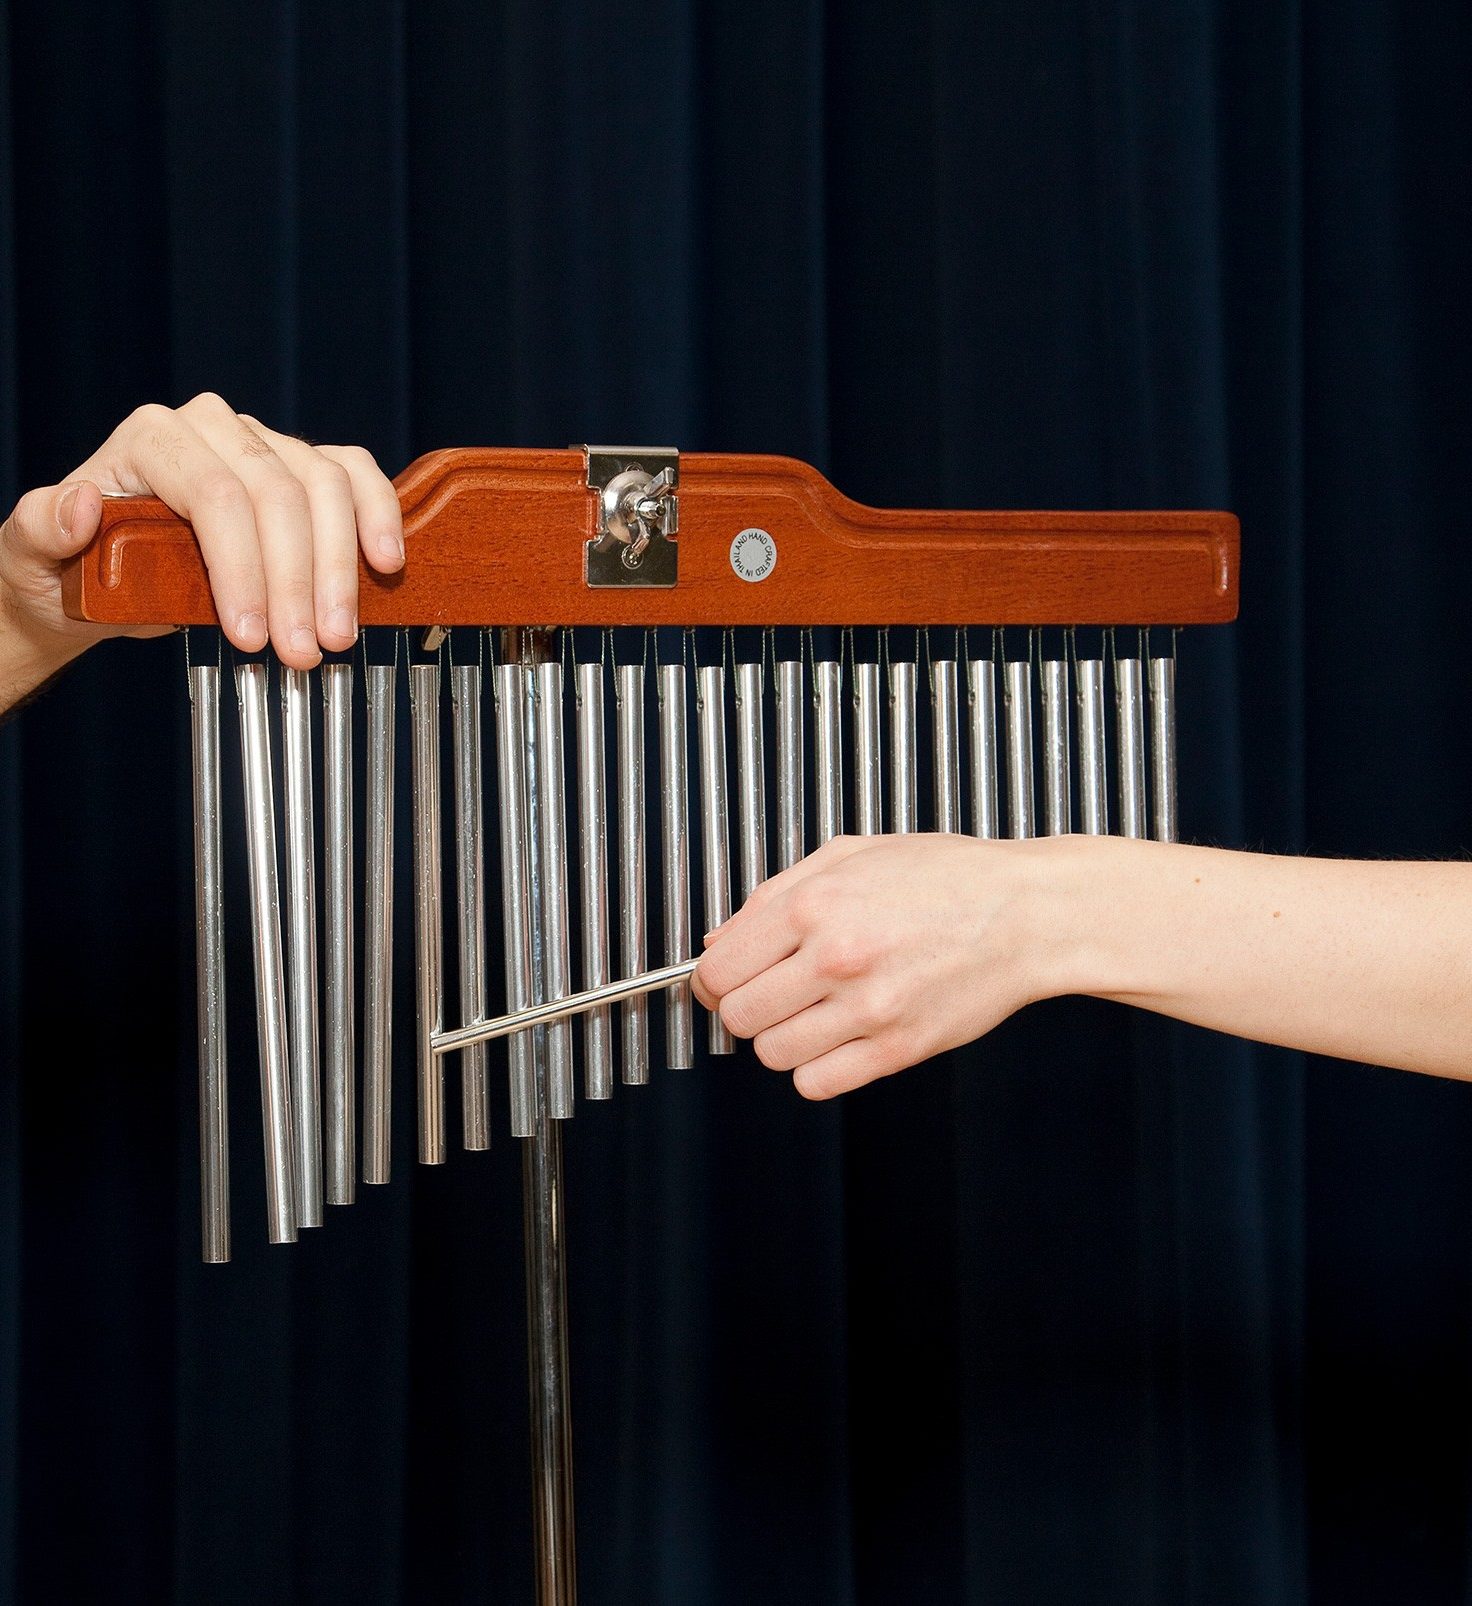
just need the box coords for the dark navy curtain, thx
[1,2,1469,1601]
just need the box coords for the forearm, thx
[0,596,81,719]
[1036,836,1472,1079]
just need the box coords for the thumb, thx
[2,480,103,567]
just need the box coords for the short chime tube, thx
[534,661,576,1119]
[189,664,229,1264]
[410,663,446,1163]
[854,661,883,835]
[614,663,649,1086]
[967,657,1000,839]
[1115,649,1148,840]
[362,663,395,1184]
[1041,657,1072,837]
[813,658,844,845]
[235,663,296,1244]
[1005,658,1036,839]
[575,661,614,1099]
[734,660,768,898]
[775,658,805,870]
[658,662,694,1069]
[281,668,323,1226]
[1150,652,1179,844]
[889,659,918,834]
[696,665,734,1054]
[452,663,491,1147]
[932,656,961,832]
[1076,657,1109,836]
[321,662,355,1204]
[493,663,538,1136]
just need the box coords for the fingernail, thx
[326,605,356,642]
[378,532,405,564]
[290,625,319,658]
[238,612,267,649]
[57,482,81,535]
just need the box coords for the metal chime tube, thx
[452,664,491,1146]
[321,662,355,1203]
[775,658,804,870]
[411,664,446,1163]
[697,665,734,1054]
[889,659,917,833]
[967,657,999,839]
[494,662,538,1136]
[1150,652,1179,843]
[575,661,613,1099]
[1005,658,1036,838]
[1076,658,1109,835]
[933,656,961,832]
[814,657,844,845]
[614,662,649,1086]
[1041,657,1072,836]
[853,661,882,834]
[1116,649,1148,839]
[534,661,575,1119]
[281,668,323,1226]
[734,660,768,899]
[235,664,296,1243]
[189,664,229,1263]
[658,661,694,1068]
[362,663,395,1185]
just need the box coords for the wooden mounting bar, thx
[59,447,1239,628]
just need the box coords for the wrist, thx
[0,588,85,711]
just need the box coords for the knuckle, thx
[183,390,233,418]
[256,474,310,519]
[815,932,869,982]
[193,470,250,516]
[126,401,173,431]
[857,982,899,1031]
[308,456,353,496]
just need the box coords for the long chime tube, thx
[734,660,768,898]
[890,659,917,833]
[235,664,296,1243]
[967,657,999,839]
[534,661,576,1119]
[933,657,961,832]
[493,663,538,1136]
[1116,651,1148,839]
[362,664,395,1185]
[1005,659,1036,839]
[696,665,734,1054]
[281,668,323,1226]
[658,662,694,1068]
[1041,657,1072,837]
[614,663,649,1086]
[321,663,355,1204]
[189,664,229,1263]
[411,663,446,1163]
[1076,658,1109,835]
[775,658,804,870]
[853,661,882,835]
[1150,653,1179,843]
[452,664,491,1147]
[814,658,844,845]
[575,662,613,1099]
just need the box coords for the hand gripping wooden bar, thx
[60,447,1239,628]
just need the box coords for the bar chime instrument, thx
[61,446,1239,1605]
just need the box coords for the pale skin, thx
[0,390,404,715]
[692,832,1472,1098]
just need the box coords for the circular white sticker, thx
[730,527,777,583]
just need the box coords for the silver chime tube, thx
[235,664,296,1244]
[1004,659,1036,839]
[1150,653,1179,843]
[1040,657,1072,837]
[774,658,804,870]
[452,664,491,1147]
[967,657,999,839]
[321,663,355,1204]
[1116,650,1148,840]
[362,663,395,1185]
[494,663,538,1137]
[696,665,734,1054]
[734,660,768,898]
[575,661,613,1099]
[813,658,844,845]
[1076,658,1109,836]
[658,662,694,1068]
[281,668,323,1227]
[933,657,961,832]
[534,661,575,1118]
[410,663,446,1163]
[853,661,882,835]
[614,663,649,1087]
[889,659,918,834]
[189,664,229,1263]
